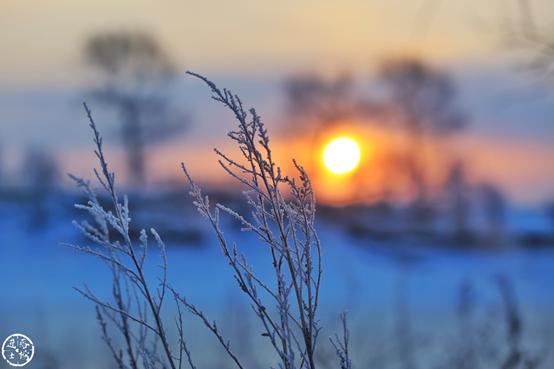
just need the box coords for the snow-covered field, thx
[1,194,552,368]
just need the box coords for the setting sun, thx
[323,136,361,175]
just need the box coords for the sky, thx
[0,0,553,205]
[4,0,551,85]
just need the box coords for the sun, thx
[322,136,361,175]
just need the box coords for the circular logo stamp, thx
[2,334,35,367]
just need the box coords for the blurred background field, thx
[1,1,554,368]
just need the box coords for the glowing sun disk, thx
[323,136,361,175]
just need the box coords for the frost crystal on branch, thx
[182,72,323,369]
[68,103,183,369]
[70,77,353,369]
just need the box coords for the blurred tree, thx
[21,147,60,227]
[378,58,467,207]
[285,73,355,129]
[23,147,59,192]
[84,31,187,185]
[443,161,471,241]
[479,183,507,242]
[503,0,554,78]
[283,73,381,201]
[284,73,384,135]
[283,74,355,185]
[504,2,554,244]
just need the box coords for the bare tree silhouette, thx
[443,161,471,241]
[285,73,356,130]
[84,31,187,185]
[502,0,554,79]
[21,147,60,227]
[378,58,467,209]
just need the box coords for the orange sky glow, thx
[58,119,553,206]
[1,0,553,206]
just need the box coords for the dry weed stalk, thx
[70,74,352,369]
[180,72,323,369]
[68,103,184,369]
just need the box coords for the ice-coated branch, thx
[70,103,179,369]
[172,290,245,369]
[330,312,352,369]
[182,72,323,369]
[70,74,354,369]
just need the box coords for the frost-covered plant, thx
[329,312,352,369]
[70,74,351,369]
[68,103,185,369]
[179,72,324,369]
